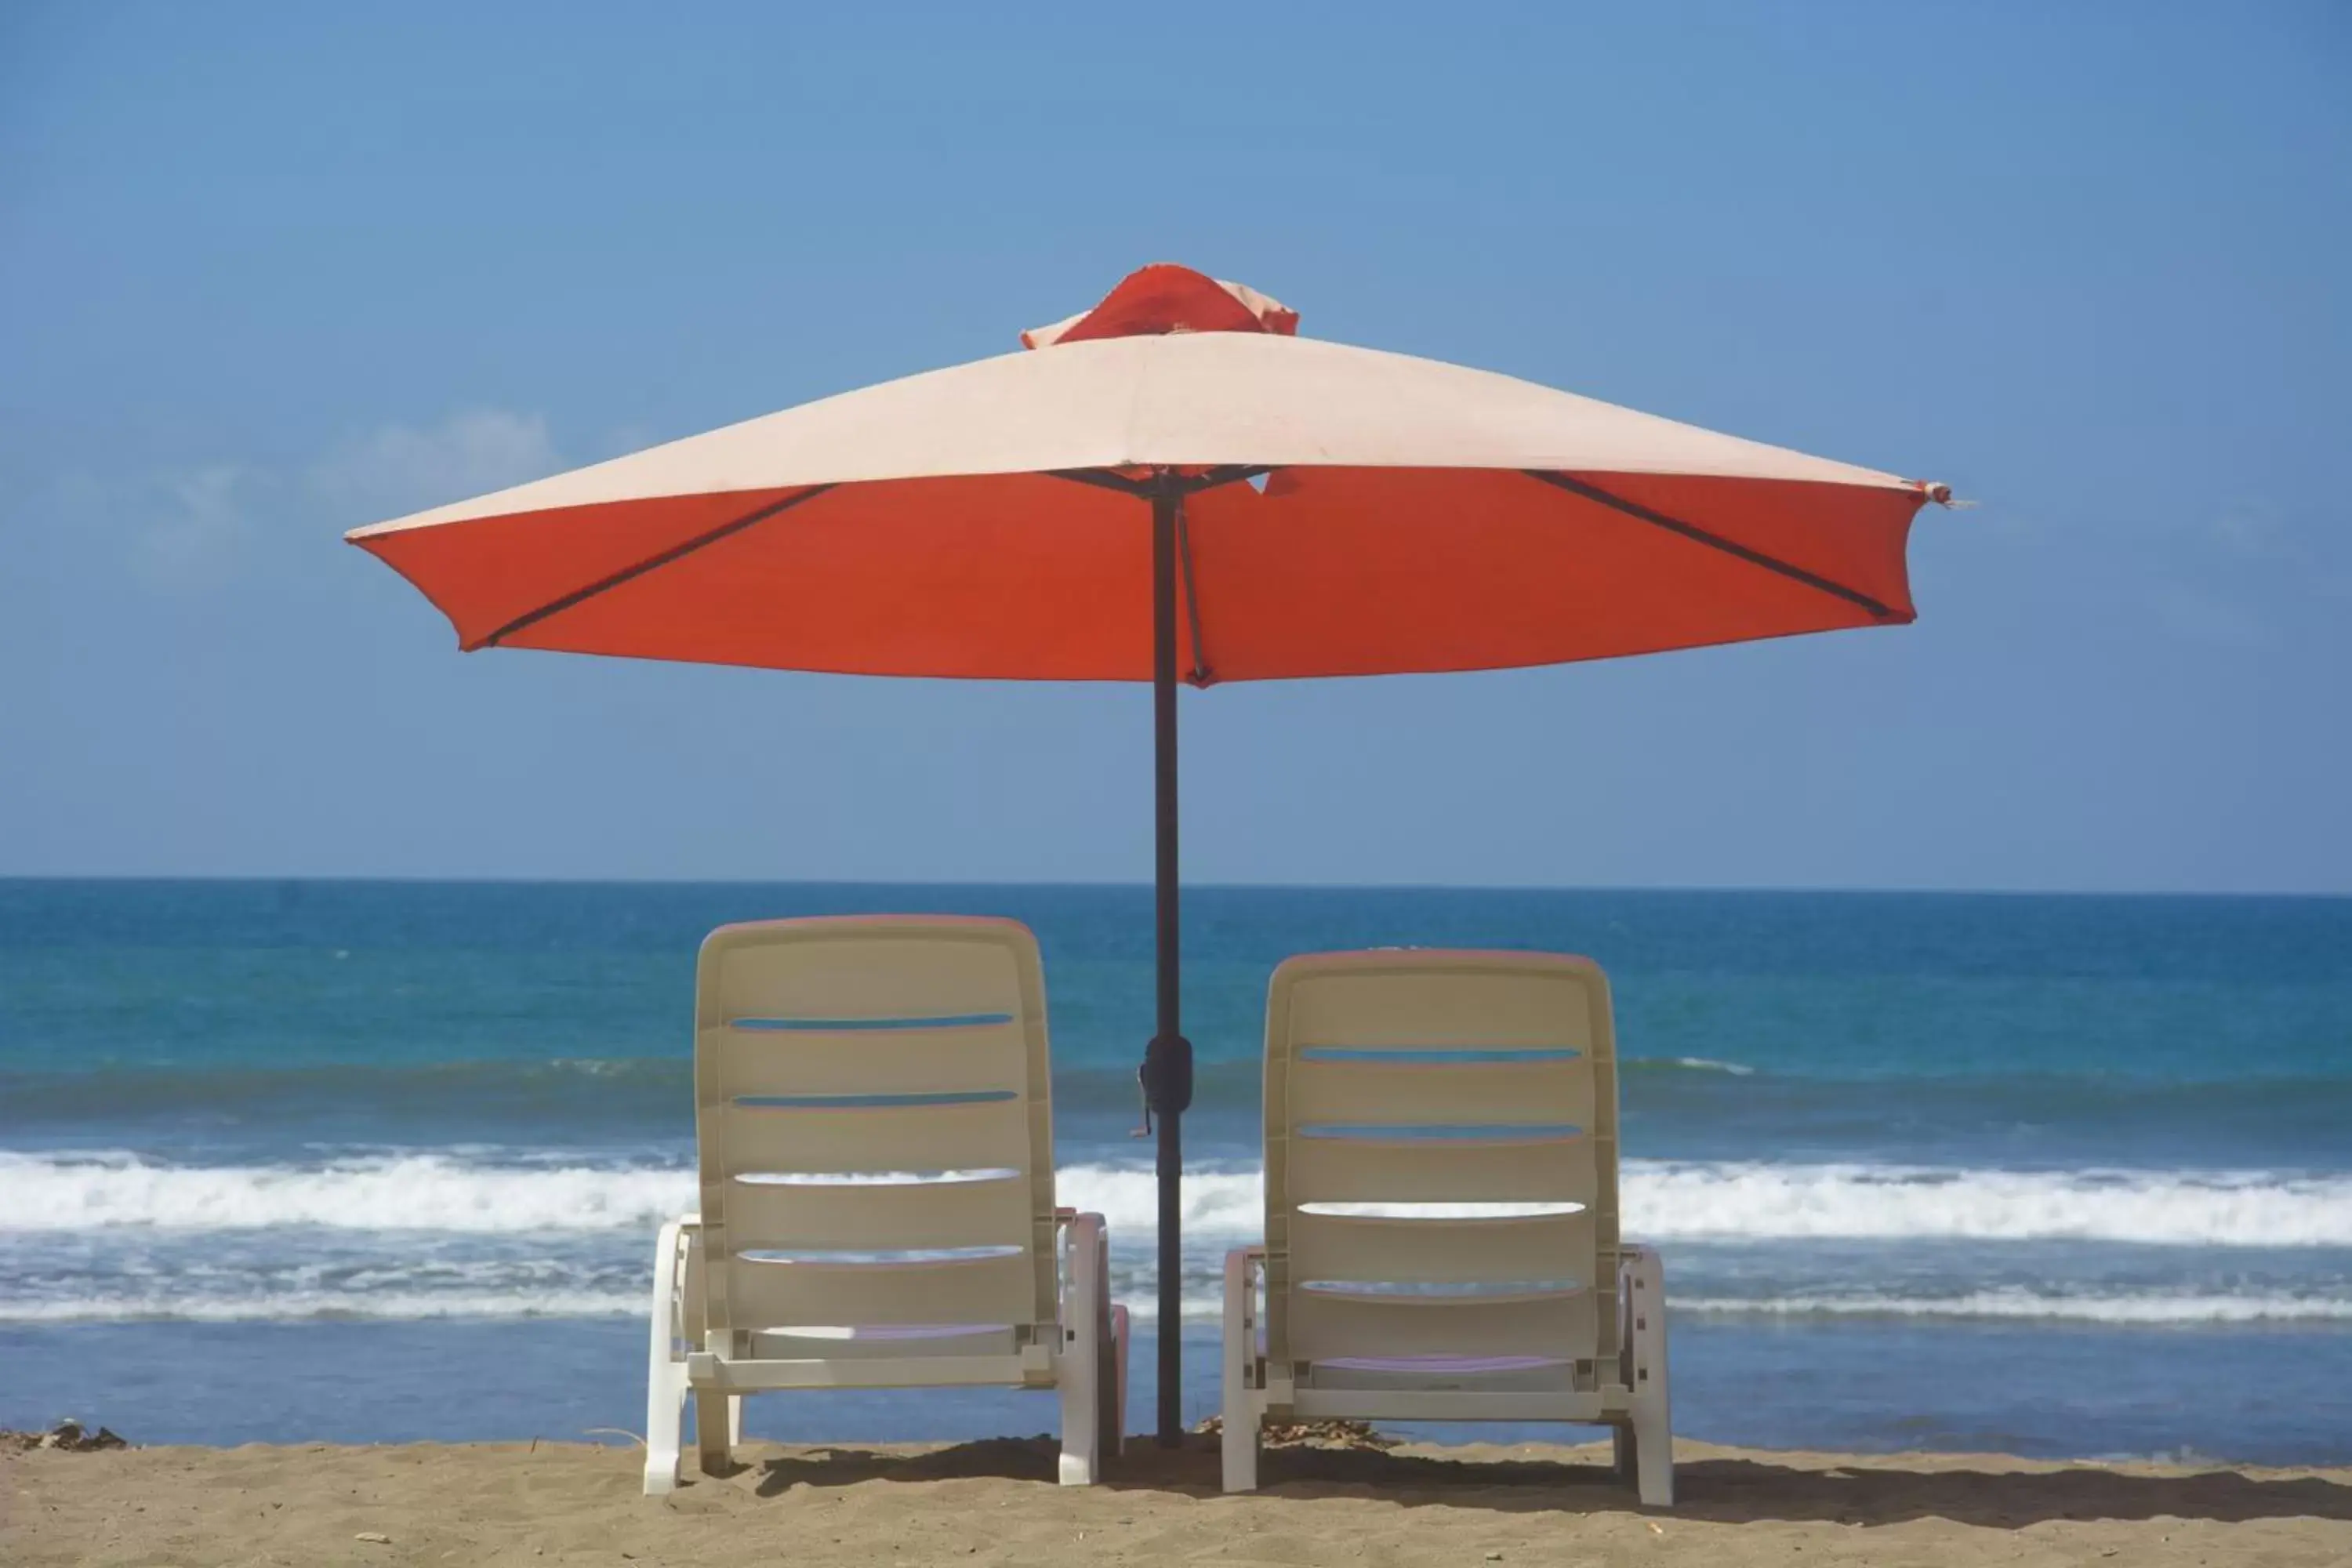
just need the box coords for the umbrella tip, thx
[1022,265,1298,350]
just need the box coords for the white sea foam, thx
[7,1152,2352,1247]
[0,1151,691,1234]
[0,1290,1222,1325]
[1620,1161,2352,1247]
[1047,1160,2352,1248]
[9,1285,2345,1327]
[1121,1290,2352,1327]
[1675,1291,2352,1325]
[0,1290,646,1323]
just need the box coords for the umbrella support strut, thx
[1142,476,1193,1447]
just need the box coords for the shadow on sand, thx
[741,1434,2352,1527]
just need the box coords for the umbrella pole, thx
[1145,477,1192,1447]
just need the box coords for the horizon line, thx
[0,873,2344,902]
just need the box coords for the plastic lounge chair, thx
[1221,949,1671,1504]
[644,915,1127,1493]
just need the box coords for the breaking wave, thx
[1675,1291,2352,1325]
[7,1152,2352,1247]
[10,1283,2346,1328]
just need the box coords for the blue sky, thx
[2,2,2346,891]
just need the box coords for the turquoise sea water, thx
[2,880,2348,1460]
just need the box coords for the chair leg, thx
[1624,1245,1675,1508]
[691,1225,731,1474]
[1613,1422,1635,1486]
[695,1389,735,1477]
[1632,1407,1671,1507]
[1221,1247,1261,1493]
[1087,1225,1123,1464]
[1058,1211,1108,1485]
[641,1218,692,1495]
[1105,1298,1134,1457]
[644,1362,687,1494]
[1221,1400,1259,1493]
[1058,1334,1100,1485]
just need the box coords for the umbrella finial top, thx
[1022,264,1298,350]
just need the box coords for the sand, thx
[7,1433,2350,1567]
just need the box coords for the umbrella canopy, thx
[351,264,1940,683]
[350,263,1948,1444]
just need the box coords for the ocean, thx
[3,879,2348,1463]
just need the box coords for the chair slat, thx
[719,1096,1033,1175]
[725,1252,1040,1330]
[1287,1288,1598,1362]
[724,1174,1033,1251]
[1287,970,1599,1051]
[703,933,1025,1027]
[703,1021,1029,1098]
[1284,1130,1598,1204]
[1290,1210,1595,1286]
[1288,1059,1594,1125]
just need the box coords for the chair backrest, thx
[1261,949,1622,1370]
[692,916,1057,1348]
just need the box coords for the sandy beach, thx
[8,1433,2349,1567]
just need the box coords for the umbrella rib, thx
[1044,467,1153,497]
[1524,470,1898,621]
[1175,495,1211,685]
[468,485,837,651]
[1181,464,1272,495]
[1041,469,1233,683]
[1040,468,1259,683]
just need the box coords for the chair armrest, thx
[1056,1210,1111,1332]
[655,1214,702,1271]
[651,1214,703,1363]
[1617,1243,1664,1299]
[1615,1243,1668,1378]
[1615,1244,1650,1336]
[1225,1245,1267,1298]
[1223,1246,1269,1395]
